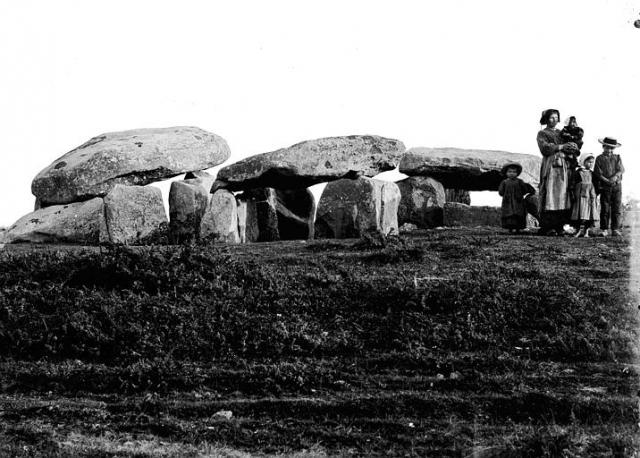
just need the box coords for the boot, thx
[574,226,585,238]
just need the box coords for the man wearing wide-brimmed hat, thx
[593,137,625,236]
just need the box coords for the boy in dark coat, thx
[498,162,537,233]
[593,137,625,237]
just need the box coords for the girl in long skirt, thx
[571,155,599,237]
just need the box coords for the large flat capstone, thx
[216,135,405,191]
[399,148,540,190]
[32,127,230,206]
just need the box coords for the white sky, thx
[1,0,639,227]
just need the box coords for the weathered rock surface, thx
[241,189,279,242]
[32,127,230,206]
[275,189,316,240]
[104,185,168,244]
[445,188,471,205]
[4,198,108,244]
[236,188,316,242]
[380,182,401,236]
[216,135,405,191]
[399,148,540,190]
[200,190,240,244]
[443,203,501,227]
[315,177,399,238]
[397,176,445,228]
[184,170,216,194]
[169,180,210,243]
[236,197,259,243]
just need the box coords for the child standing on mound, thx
[571,155,598,237]
[498,162,536,233]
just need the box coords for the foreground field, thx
[0,228,638,457]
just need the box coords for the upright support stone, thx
[381,182,401,236]
[235,188,316,242]
[444,188,471,205]
[184,171,215,194]
[104,185,168,244]
[274,189,316,240]
[315,177,399,239]
[169,180,210,243]
[397,176,446,228]
[200,189,240,243]
[236,196,260,243]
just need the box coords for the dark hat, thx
[539,109,560,125]
[598,137,622,148]
[501,162,523,176]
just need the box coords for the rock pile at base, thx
[315,177,400,238]
[3,198,108,244]
[5,184,169,245]
[216,135,405,191]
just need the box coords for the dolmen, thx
[397,147,540,228]
[5,127,230,244]
[213,135,406,240]
[4,130,545,245]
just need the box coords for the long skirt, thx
[502,215,527,230]
[539,210,571,232]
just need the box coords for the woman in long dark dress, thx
[536,109,580,235]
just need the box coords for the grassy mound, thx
[0,229,638,456]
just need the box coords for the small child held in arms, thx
[571,155,598,237]
[498,162,536,234]
[560,116,584,169]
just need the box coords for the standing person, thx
[593,137,625,237]
[571,155,598,237]
[536,109,580,235]
[498,162,536,234]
